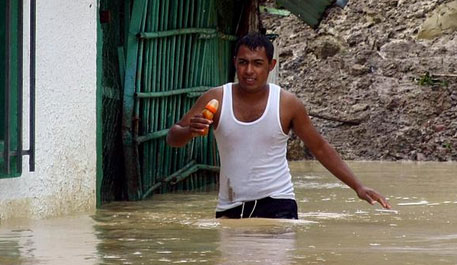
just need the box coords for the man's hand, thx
[356,186,392,209]
[189,113,212,136]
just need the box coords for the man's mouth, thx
[244,77,256,84]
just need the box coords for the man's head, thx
[233,33,277,92]
[234,33,274,62]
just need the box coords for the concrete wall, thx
[0,0,98,221]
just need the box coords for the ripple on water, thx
[397,200,429,206]
[296,175,323,180]
[299,212,353,220]
[375,209,399,214]
[192,219,221,229]
[294,181,349,189]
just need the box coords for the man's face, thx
[234,45,276,92]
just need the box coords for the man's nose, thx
[246,63,254,74]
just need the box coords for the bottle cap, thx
[205,99,219,113]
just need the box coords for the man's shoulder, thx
[279,86,304,121]
[205,85,223,94]
[270,83,296,96]
[277,87,299,102]
[200,86,223,104]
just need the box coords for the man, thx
[166,33,391,219]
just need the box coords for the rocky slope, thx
[261,0,457,161]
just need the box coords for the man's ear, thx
[268,59,277,72]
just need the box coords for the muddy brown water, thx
[1,161,457,265]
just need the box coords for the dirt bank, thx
[261,0,457,161]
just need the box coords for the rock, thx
[416,152,426,161]
[279,49,294,59]
[379,39,421,59]
[350,64,369,76]
[309,36,342,59]
[352,103,369,112]
[397,0,407,7]
[287,138,313,160]
[346,32,364,46]
[418,1,457,40]
[319,40,341,59]
[433,124,446,132]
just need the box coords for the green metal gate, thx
[121,0,243,200]
[0,0,20,178]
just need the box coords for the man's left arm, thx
[285,94,391,209]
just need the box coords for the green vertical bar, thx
[121,0,147,200]
[186,99,193,161]
[96,0,103,206]
[178,0,189,89]
[141,0,153,191]
[190,174,194,190]
[163,0,170,181]
[162,0,175,176]
[163,0,172,178]
[150,0,160,187]
[177,0,188,169]
[169,0,178,175]
[200,0,208,165]
[184,0,194,88]
[154,0,163,179]
[135,0,149,195]
[148,1,156,189]
[199,0,210,86]
[170,0,179,173]
[157,0,165,178]
[188,1,198,88]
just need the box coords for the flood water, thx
[1,161,457,265]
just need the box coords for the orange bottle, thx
[201,99,219,135]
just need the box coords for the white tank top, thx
[214,83,295,211]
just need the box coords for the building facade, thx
[0,0,98,221]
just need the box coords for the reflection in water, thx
[0,216,100,265]
[216,219,304,265]
[92,197,220,264]
[1,161,457,264]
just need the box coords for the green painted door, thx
[121,0,243,200]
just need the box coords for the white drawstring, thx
[240,202,245,218]
[240,200,258,219]
[248,200,257,218]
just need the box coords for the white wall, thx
[0,0,98,221]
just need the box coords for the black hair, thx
[234,32,274,62]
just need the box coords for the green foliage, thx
[443,142,452,150]
[417,72,449,87]
[418,72,433,86]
